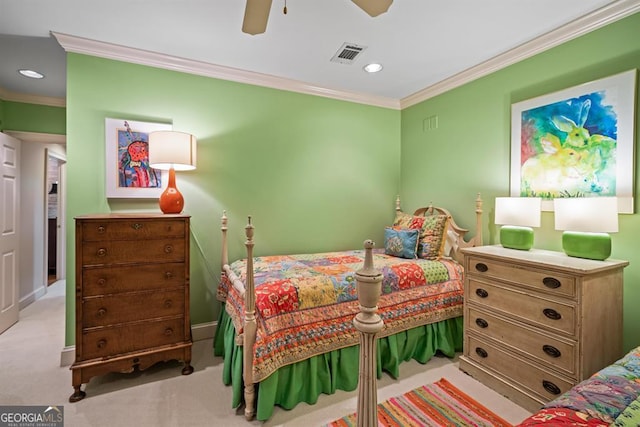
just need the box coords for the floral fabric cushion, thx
[393,211,449,260]
[384,227,420,259]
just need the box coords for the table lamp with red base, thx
[148,131,197,214]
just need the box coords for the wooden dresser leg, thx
[69,386,86,403]
[182,363,194,375]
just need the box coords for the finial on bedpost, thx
[359,240,378,278]
[245,215,254,244]
[354,240,383,426]
[395,195,401,213]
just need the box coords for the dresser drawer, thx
[81,318,185,360]
[82,263,186,296]
[82,289,185,328]
[468,279,576,336]
[81,239,185,266]
[466,307,577,377]
[81,219,185,241]
[466,335,574,403]
[467,256,575,298]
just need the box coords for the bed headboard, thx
[395,193,483,263]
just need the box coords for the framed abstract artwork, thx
[105,118,171,198]
[510,69,637,213]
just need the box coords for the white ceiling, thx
[0,0,636,107]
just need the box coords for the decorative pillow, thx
[393,211,427,231]
[384,227,420,259]
[393,211,450,260]
[417,215,450,260]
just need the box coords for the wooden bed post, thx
[395,195,401,214]
[354,240,384,427]
[474,193,483,246]
[221,211,229,273]
[243,216,257,421]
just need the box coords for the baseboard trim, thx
[19,286,47,310]
[192,321,216,342]
[59,321,218,367]
[60,346,76,367]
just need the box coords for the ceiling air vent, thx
[330,43,367,65]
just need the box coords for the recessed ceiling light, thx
[363,63,383,73]
[18,69,45,79]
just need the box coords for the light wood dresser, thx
[459,245,627,412]
[70,214,193,402]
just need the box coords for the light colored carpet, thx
[0,280,531,426]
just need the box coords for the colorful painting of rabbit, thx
[511,70,636,212]
[519,92,617,198]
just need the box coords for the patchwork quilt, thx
[517,346,640,426]
[217,249,464,383]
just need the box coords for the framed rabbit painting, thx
[510,69,636,213]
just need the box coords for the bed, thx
[213,195,483,421]
[517,346,640,426]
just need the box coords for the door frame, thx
[5,131,66,297]
[45,149,67,285]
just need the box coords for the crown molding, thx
[52,32,401,110]
[400,0,640,109]
[0,86,66,107]
[4,130,66,145]
[50,0,637,112]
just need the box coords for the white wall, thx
[18,141,66,308]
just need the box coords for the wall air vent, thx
[330,43,367,65]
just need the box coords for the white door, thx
[0,132,20,334]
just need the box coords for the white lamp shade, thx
[148,131,197,171]
[495,197,541,227]
[554,197,618,233]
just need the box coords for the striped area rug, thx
[325,378,512,427]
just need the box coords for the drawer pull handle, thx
[475,347,488,358]
[132,223,143,230]
[164,245,173,254]
[97,248,107,257]
[543,308,562,320]
[164,328,174,336]
[542,380,561,395]
[97,278,106,286]
[133,357,140,364]
[97,308,107,317]
[475,318,489,328]
[475,288,488,298]
[543,277,561,289]
[543,344,561,358]
[475,263,488,272]
[97,226,106,233]
[164,300,173,308]
[97,339,107,349]
[165,272,174,279]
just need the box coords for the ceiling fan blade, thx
[242,0,273,35]
[351,0,393,17]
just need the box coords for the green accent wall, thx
[0,100,66,134]
[401,12,640,351]
[65,53,401,345]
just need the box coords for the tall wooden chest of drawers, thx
[459,245,627,412]
[70,214,193,402]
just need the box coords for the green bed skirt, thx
[213,305,463,421]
